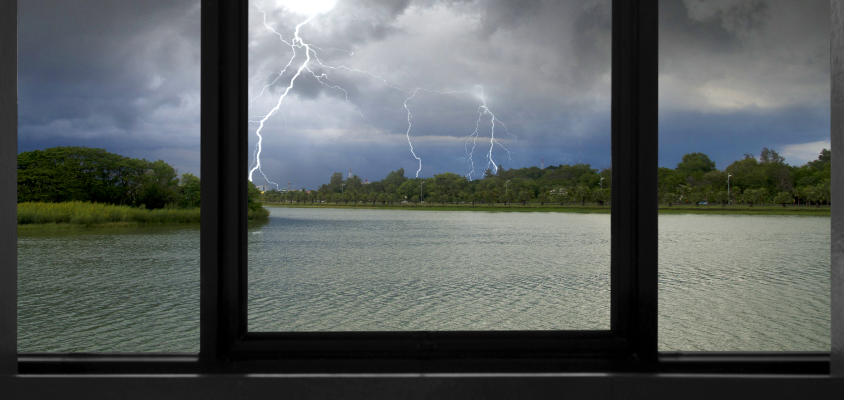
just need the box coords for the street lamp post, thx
[600,177,605,189]
[341,184,345,194]
[727,174,732,205]
[505,180,510,195]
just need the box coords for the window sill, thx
[3,372,843,400]
[18,352,830,375]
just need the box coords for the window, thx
[204,0,652,369]
[245,0,614,335]
[656,0,832,352]
[2,0,843,397]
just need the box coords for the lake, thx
[17,207,830,352]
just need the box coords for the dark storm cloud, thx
[657,0,830,167]
[18,0,201,173]
[18,0,831,190]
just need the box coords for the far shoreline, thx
[264,203,831,216]
[16,203,830,230]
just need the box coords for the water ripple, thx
[18,211,829,352]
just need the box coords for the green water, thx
[17,209,830,352]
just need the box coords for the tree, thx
[17,146,152,205]
[688,189,703,206]
[593,188,609,206]
[179,173,201,208]
[804,186,819,206]
[759,147,785,164]
[538,190,550,206]
[816,180,831,207]
[676,152,716,179]
[136,160,180,209]
[383,168,408,188]
[807,148,831,170]
[518,190,530,206]
[346,175,363,192]
[711,190,728,207]
[247,180,264,211]
[773,192,793,207]
[658,168,684,194]
[741,189,761,207]
[573,185,590,206]
[329,172,345,187]
[676,185,691,205]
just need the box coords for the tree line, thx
[263,162,612,206]
[17,147,266,217]
[657,148,831,207]
[262,147,831,207]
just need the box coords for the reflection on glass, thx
[246,0,613,331]
[657,0,830,351]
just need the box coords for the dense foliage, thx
[657,148,831,207]
[262,163,612,206]
[17,147,195,209]
[262,147,831,208]
[17,147,269,222]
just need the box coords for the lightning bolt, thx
[249,4,518,185]
[459,86,515,180]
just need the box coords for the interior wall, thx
[832,0,844,378]
[0,0,18,376]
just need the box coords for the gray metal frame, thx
[832,0,844,378]
[0,0,17,377]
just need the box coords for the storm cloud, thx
[18,0,830,189]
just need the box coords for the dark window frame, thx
[4,0,841,380]
[198,0,657,373]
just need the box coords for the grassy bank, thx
[17,202,202,228]
[266,202,831,216]
[18,202,271,229]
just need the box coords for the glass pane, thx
[17,1,201,352]
[247,0,613,331]
[658,0,830,351]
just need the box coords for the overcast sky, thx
[18,0,830,190]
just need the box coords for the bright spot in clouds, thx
[780,140,830,166]
[699,82,776,110]
[275,0,336,15]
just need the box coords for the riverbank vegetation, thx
[261,147,831,211]
[17,147,269,227]
[17,201,201,227]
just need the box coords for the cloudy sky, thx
[18,0,830,190]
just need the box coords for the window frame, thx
[3,0,841,380]
[197,0,657,372]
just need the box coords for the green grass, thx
[18,201,270,229]
[656,204,830,216]
[17,201,201,228]
[266,202,831,216]
[248,207,271,220]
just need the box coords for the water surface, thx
[17,208,830,352]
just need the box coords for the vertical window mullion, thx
[200,0,249,367]
[610,0,658,365]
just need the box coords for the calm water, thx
[248,209,611,332]
[17,208,830,352]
